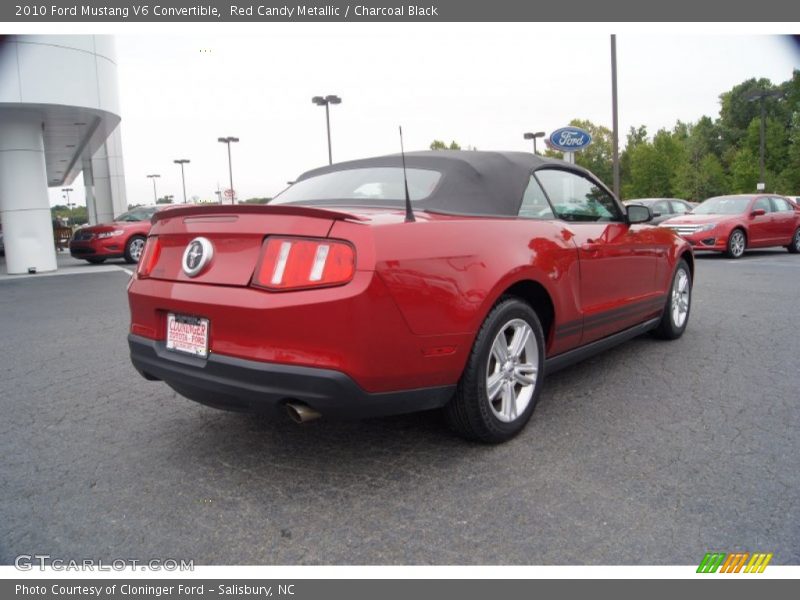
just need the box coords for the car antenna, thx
[399,126,415,222]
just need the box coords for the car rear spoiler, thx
[151,204,368,224]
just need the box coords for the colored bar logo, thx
[697,552,773,573]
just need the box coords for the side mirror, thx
[627,204,652,224]
[751,208,766,217]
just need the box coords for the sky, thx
[47,26,800,208]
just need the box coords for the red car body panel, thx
[661,195,800,253]
[128,205,689,396]
[126,152,694,420]
[70,220,151,260]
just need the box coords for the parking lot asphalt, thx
[1,250,798,565]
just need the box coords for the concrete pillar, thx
[0,112,57,274]
[83,157,98,225]
[91,143,114,224]
[105,126,127,217]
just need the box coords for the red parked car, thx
[660,194,800,258]
[128,151,693,443]
[70,205,160,264]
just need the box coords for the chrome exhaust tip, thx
[285,402,321,424]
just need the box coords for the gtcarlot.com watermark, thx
[14,554,194,572]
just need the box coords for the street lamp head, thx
[174,159,190,164]
[325,95,342,105]
[218,136,239,144]
[523,132,535,140]
[312,96,326,105]
[147,174,160,178]
[534,131,545,138]
[745,88,784,102]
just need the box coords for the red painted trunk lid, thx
[146,205,363,286]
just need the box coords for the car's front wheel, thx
[725,229,746,259]
[445,297,545,443]
[124,235,146,264]
[787,228,800,254]
[653,259,692,340]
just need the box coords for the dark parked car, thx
[128,151,693,443]
[623,198,696,225]
[660,194,800,258]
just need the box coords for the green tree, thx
[718,77,783,152]
[673,118,727,200]
[779,110,800,193]
[743,116,788,177]
[675,154,728,201]
[728,147,762,193]
[568,118,613,185]
[430,140,462,150]
[51,205,88,226]
[619,125,648,198]
[626,129,686,198]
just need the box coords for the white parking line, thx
[0,265,130,282]
[724,259,800,267]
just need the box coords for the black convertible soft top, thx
[292,150,601,217]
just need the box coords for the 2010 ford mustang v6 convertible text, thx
[128,151,693,443]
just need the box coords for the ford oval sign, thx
[549,127,593,153]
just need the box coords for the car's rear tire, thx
[653,259,692,340]
[85,257,106,264]
[124,235,146,264]
[445,297,545,444]
[787,228,800,254]
[725,228,746,259]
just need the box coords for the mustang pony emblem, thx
[182,237,213,276]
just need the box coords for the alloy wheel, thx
[485,318,539,423]
[129,238,145,262]
[729,230,745,258]
[671,268,690,328]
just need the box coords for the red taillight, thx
[136,236,161,278]
[252,237,355,291]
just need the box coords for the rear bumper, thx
[128,334,455,419]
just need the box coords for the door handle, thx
[581,242,601,253]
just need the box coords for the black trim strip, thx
[555,296,665,339]
[546,317,661,374]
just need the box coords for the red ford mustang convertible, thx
[128,151,693,443]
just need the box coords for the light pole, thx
[312,95,342,165]
[173,159,190,203]
[745,88,783,191]
[217,137,239,203]
[523,132,545,155]
[611,34,620,199]
[146,174,160,204]
[62,187,74,226]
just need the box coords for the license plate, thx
[166,314,209,358]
